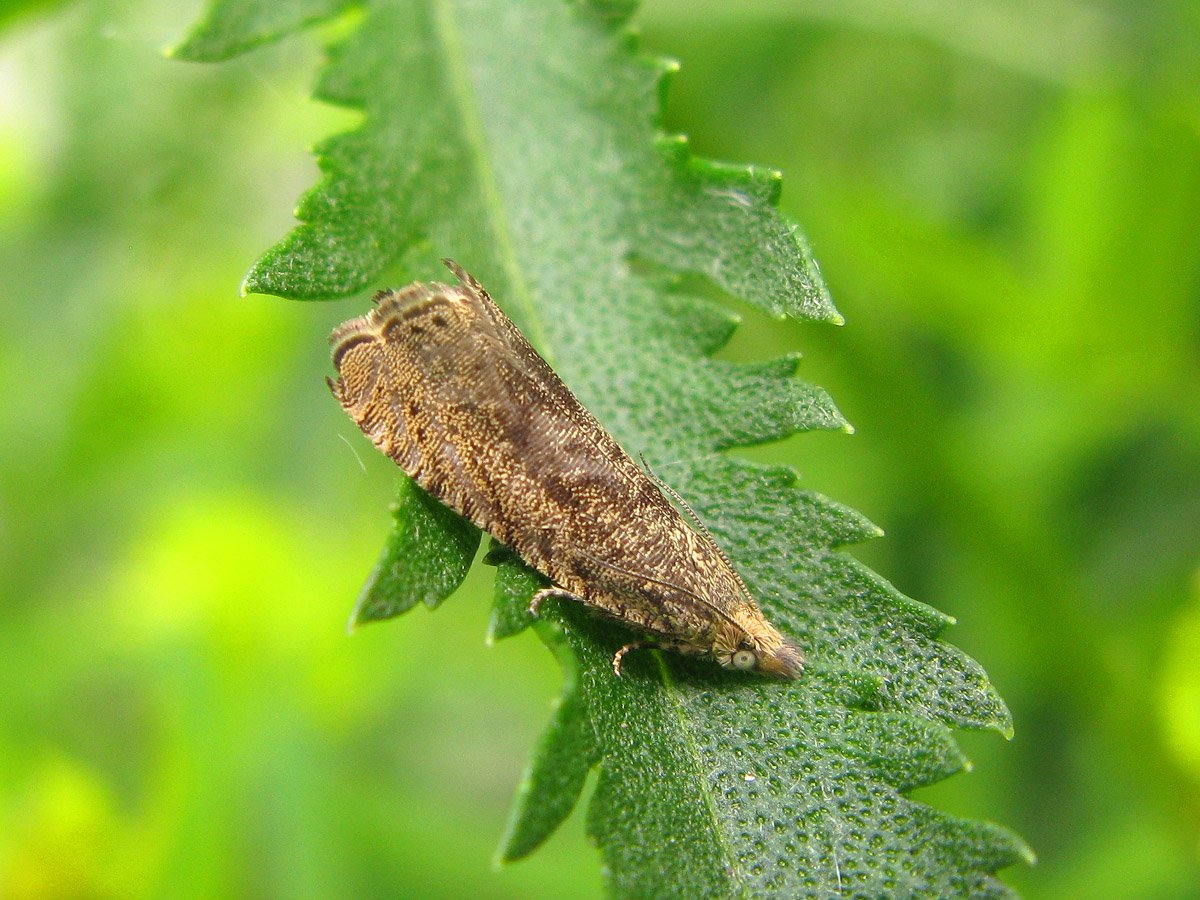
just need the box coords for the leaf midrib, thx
[655,654,747,898]
[429,0,552,362]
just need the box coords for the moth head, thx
[327,325,383,413]
[715,631,804,680]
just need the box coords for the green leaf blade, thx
[636,149,840,322]
[498,616,599,864]
[350,475,480,627]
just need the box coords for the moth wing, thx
[427,299,684,580]
[414,319,605,553]
[445,267,658,500]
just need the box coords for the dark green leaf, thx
[350,475,480,627]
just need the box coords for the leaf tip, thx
[1019,839,1039,866]
[239,269,261,298]
[655,132,690,164]
[164,35,201,62]
[346,590,380,631]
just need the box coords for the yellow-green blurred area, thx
[1,0,1197,897]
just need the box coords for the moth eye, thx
[731,649,758,671]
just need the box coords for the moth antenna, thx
[371,289,392,305]
[573,547,746,634]
[639,452,759,608]
[639,453,715,542]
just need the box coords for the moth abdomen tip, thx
[764,638,805,680]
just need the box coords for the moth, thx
[328,260,804,679]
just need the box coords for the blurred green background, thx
[1,0,1197,896]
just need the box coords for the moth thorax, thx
[383,293,474,344]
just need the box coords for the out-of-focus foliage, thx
[0,1,1196,898]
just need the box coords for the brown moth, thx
[328,260,804,679]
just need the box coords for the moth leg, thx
[528,587,581,618]
[613,642,656,676]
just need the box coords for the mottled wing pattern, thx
[435,264,683,549]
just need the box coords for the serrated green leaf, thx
[349,475,480,627]
[177,0,1030,894]
[484,541,544,642]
